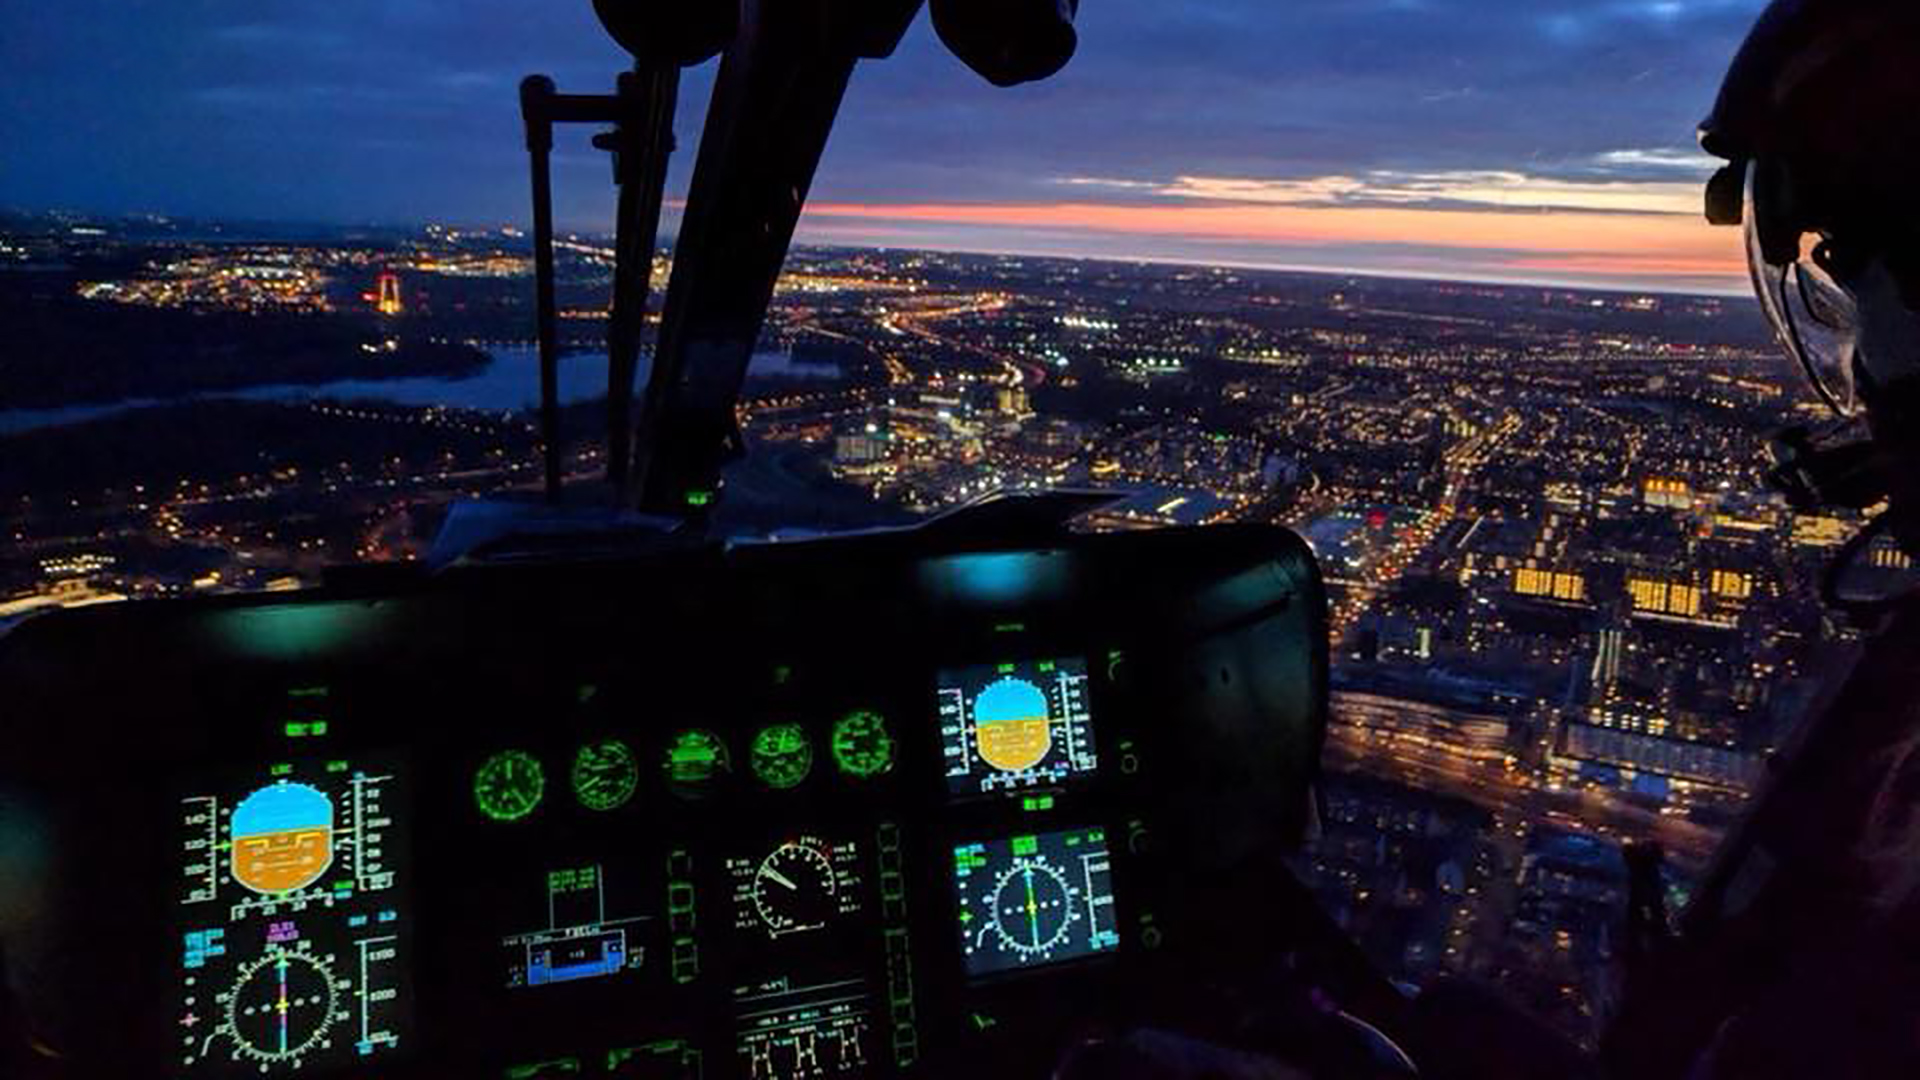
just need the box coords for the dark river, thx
[0,346,840,435]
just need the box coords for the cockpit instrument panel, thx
[0,521,1327,1079]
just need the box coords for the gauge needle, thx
[1024,868,1040,947]
[275,957,289,1054]
[765,867,799,891]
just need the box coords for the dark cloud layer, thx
[0,1,1768,245]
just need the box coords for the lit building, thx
[834,422,891,465]
[1330,690,1513,772]
[39,552,116,579]
[1642,477,1692,510]
[1550,722,1763,805]
[1626,576,1703,619]
[1709,568,1753,601]
[1513,566,1587,603]
[1079,486,1239,530]
[1871,545,1914,571]
[995,384,1031,418]
[1590,627,1624,691]
[1792,515,1853,548]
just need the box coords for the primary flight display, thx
[937,658,1099,798]
[176,754,410,1075]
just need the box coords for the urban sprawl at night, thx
[0,212,1876,1042]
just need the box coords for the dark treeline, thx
[0,399,535,503]
[0,270,488,410]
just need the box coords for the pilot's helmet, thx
[1700,0,1920,423]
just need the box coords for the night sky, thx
[0,1,1771,292]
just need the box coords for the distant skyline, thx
[2,1,1768,293]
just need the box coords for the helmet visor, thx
[1745,162,1864,415]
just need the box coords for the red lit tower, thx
[375,271,402,316]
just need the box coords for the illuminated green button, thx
[750,723,813,790]
[671,936,699,983]
[831,708,895,779]
[474,749,545,822]
[663,729,730,799]
[571,738,638,811]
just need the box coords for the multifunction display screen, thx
[175,755,409,1075]
[727,836,865,942]
[937,658,1098,797]
[499,862,657,989]
[952,826,1119,977]
[726,834,876,1078]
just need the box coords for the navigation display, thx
[952,826,1119,977]
[175,755,409,1075]
[937,657,1098,797]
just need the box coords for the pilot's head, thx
[1702,0,1920,549]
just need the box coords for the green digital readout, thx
[664,729,730,799]
[475,749,545,822]
[571,738,639,811]
[831,709,896,779]
[750,723,813,790]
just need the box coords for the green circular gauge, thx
[830,709,895,779]
[663,729,731,799]
[474,749,545,822]
[751,723,813,790]
[571,738,639,811]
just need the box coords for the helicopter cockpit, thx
[0,3,1360,1077]
[11,0,1919,1076]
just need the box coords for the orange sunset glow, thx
[799,197,1747,293]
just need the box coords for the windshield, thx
[0,0,1852,1049]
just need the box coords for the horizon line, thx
[1,204,1755,302]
